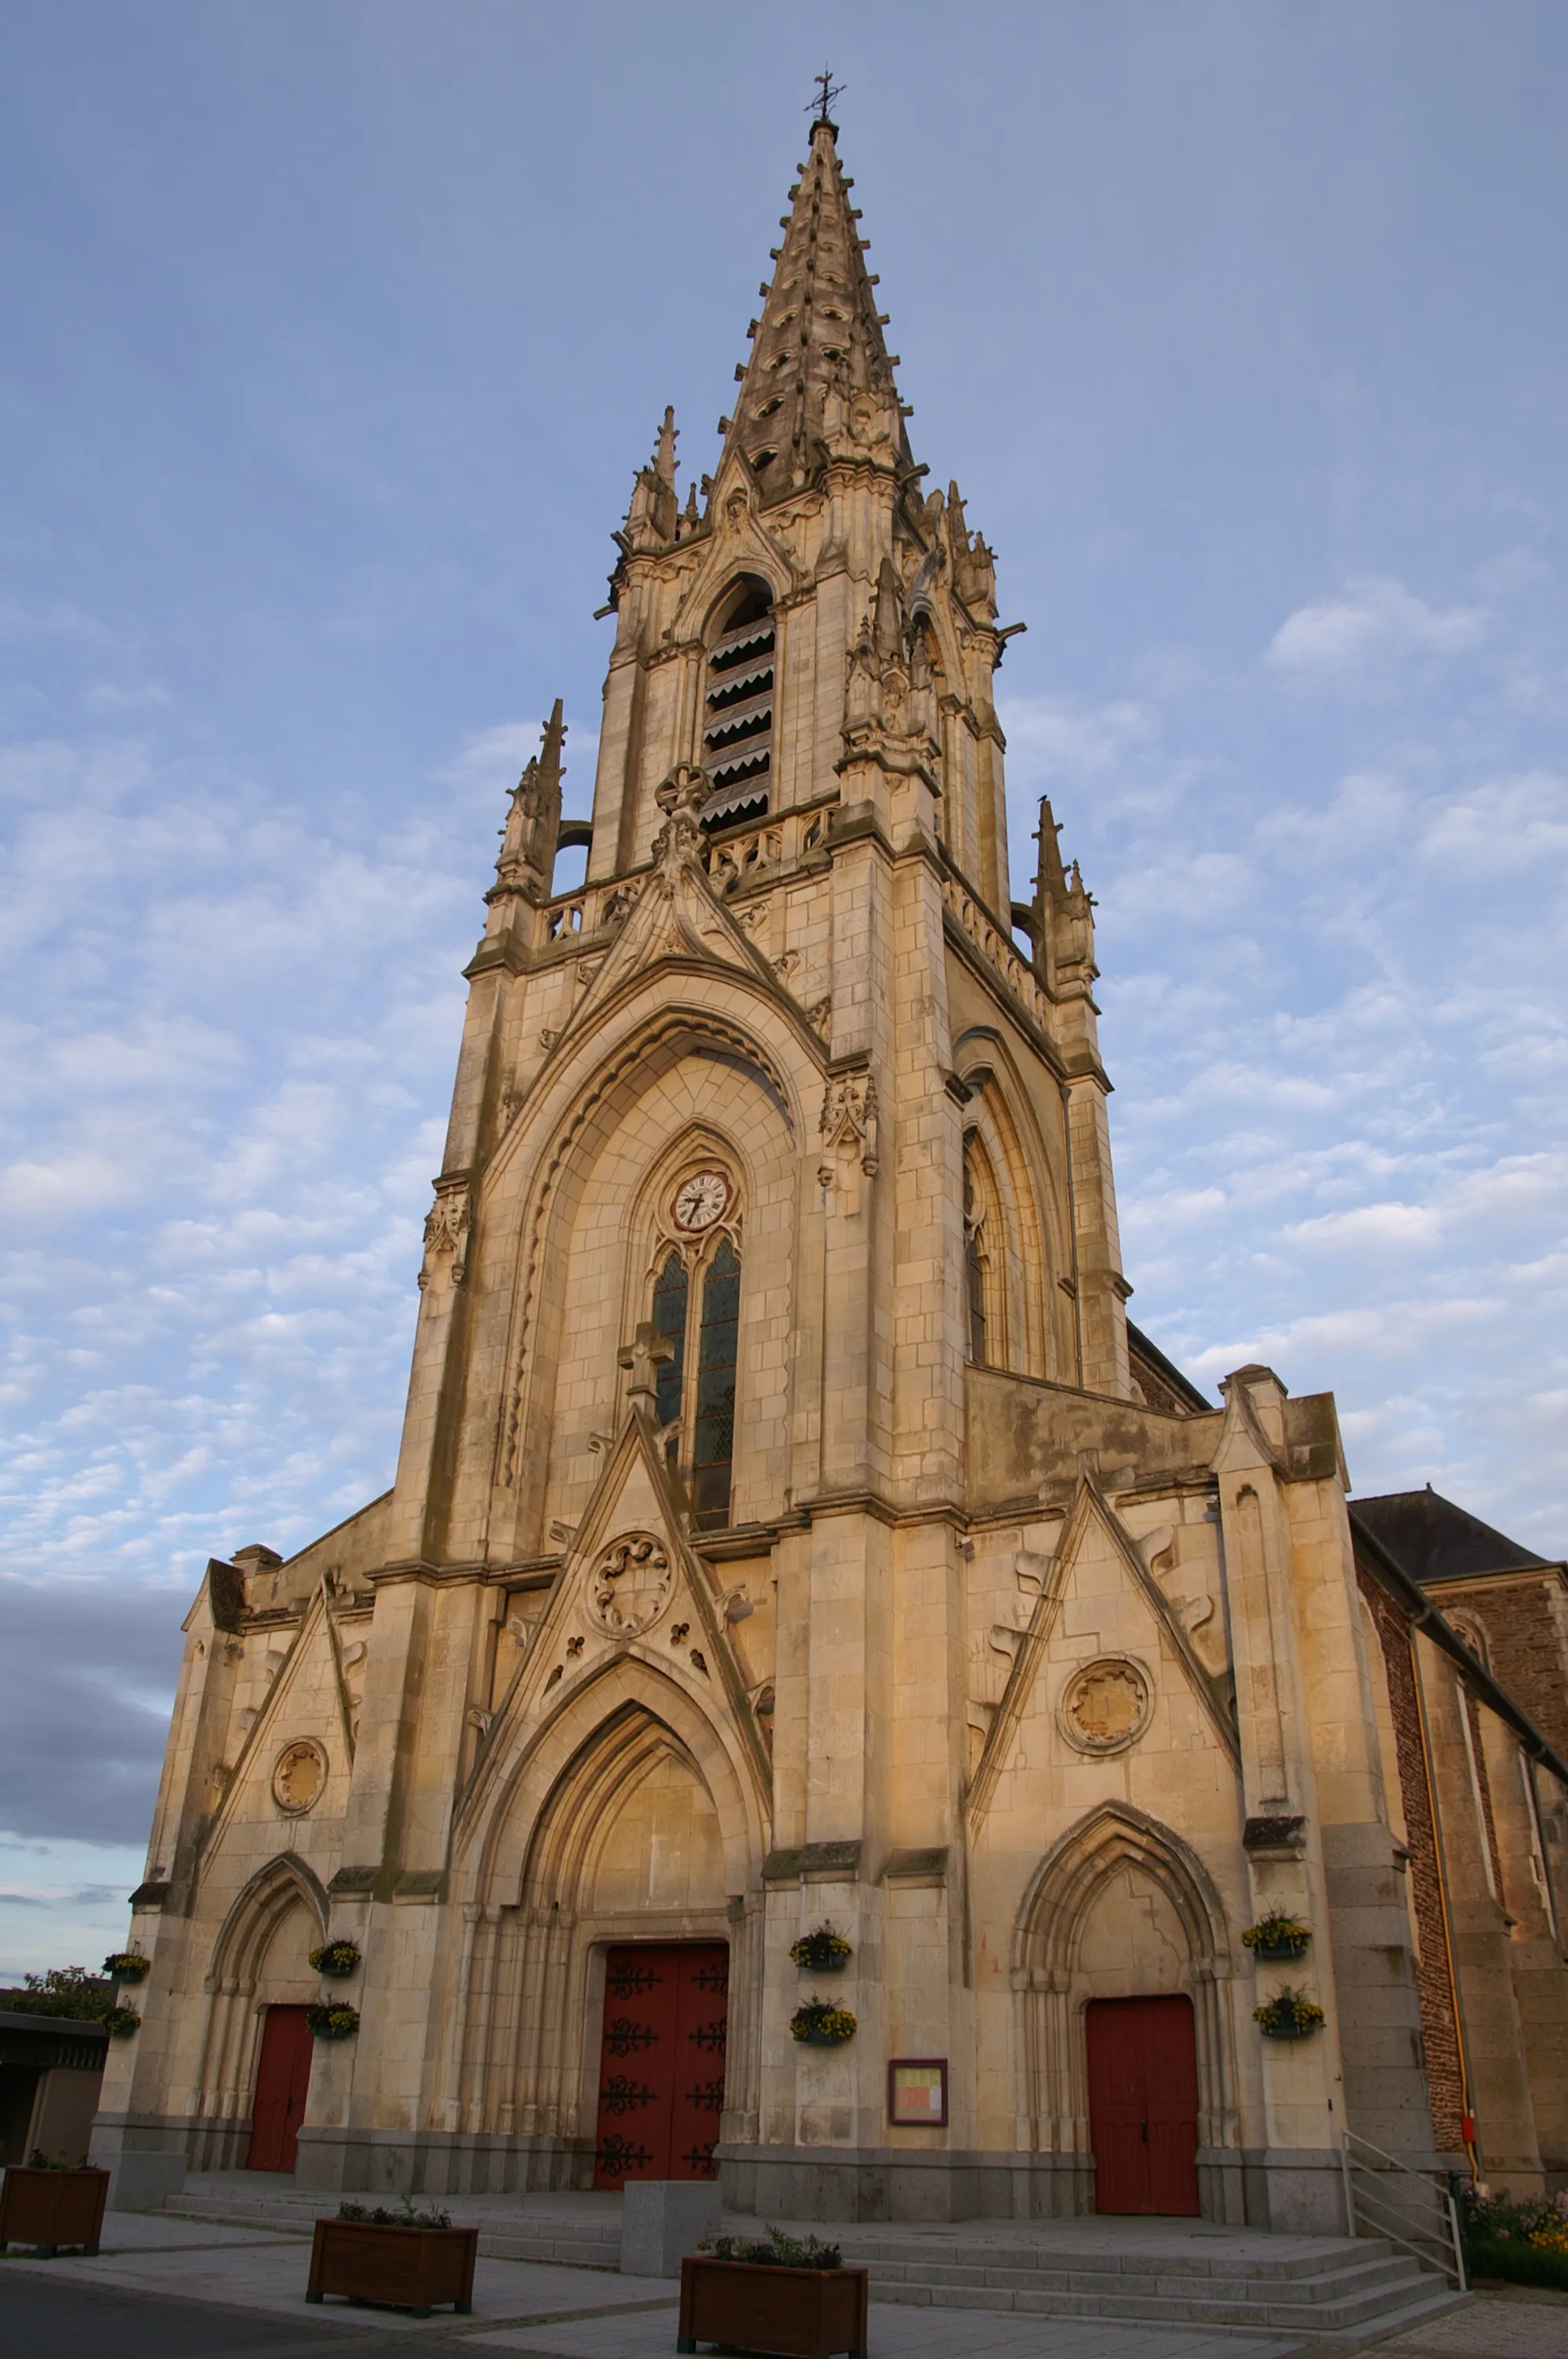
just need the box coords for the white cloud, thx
[1422,769,1568,870]
[1265,576,1487,675]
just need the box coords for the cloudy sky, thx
[2,2,1564,1974]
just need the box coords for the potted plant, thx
[789,1922,852,1974]
[307,2198,477,2317]
[679,2225,868,2359]
[102,1950,151,1983]
[308,1940,362,1979]
[0,2156,110,2256]
[101,2005,140,2039]
[789,1997,857,2048]
[1254,1985,1326,2041]
[306,2002,360,2041]
[1242,1910,1312,1962]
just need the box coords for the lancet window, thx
[648,1231,742,1530]
[963,1132,1001,1367]
[702,579,775,832]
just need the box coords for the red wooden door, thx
[246,2005,315,2172]
[592,1943,728,2189]
[1086,1994,1200,2215]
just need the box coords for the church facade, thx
[95,116,1568,2230]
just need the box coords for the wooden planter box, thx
[305,2218,478,2317]
[678,2255,869,2359]
[0,2165,109,2256]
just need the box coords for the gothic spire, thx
[720,114,913,502]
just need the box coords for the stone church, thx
[96,114,1568,2231]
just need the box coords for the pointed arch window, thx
[702,579,774,832]
[651,1252,688,1440]
[963,1132,1002,1367]
[646,1233,742,1530]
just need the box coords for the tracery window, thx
[702,579,774,832]
[647,1230,742,1530]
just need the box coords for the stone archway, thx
[449,1674,760,2192]
[193,1855,328,2170]
[1012,1803,1242,2221]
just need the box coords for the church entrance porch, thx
[245,2005,315,2173]
[1087,1994,1200,2216]
[591,1942,728,2190]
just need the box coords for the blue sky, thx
[2,1,1564,1974]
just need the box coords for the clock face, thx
[673,1170,731,1233]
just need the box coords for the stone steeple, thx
[720,114,913,503]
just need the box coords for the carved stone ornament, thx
[649,765,710,874]
[818,1071,879,1181]
[1058,1658,1152,1757]
[272,1738,328,1815]
[420,1179,471,1288]
[588,1533,674,1638]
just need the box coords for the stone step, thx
[836,2230,1388,2280]
[161,2186,1465,2340]
[848,2245,1414,2283]
[853,2251,1418,2295]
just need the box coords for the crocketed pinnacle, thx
[721,116,913,502]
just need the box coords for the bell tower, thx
[323,101,1137,2208]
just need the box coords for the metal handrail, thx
[1340,2130,1468,2291]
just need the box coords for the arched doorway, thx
[453,1671,763,2188]
[1013,1803,1240,2220]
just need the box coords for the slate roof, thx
[1350,1484,1559,1587]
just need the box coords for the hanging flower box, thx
[789,1997,857,2048]
[679,2230,868,2359]
[101,1950,151,1982]
[1242,1913,1312,1963]
[0,2165,109,2256]
[789,1923,853,1975]
[1254,1986,1325,2041]
[306,2003,360,2041]
[308,1940,362,1979]
[307,2205,476,2317]
[101,2006,140,2039]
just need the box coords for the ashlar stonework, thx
[94,115,1568,2230]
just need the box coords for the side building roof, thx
[1352,1484,1559,1588]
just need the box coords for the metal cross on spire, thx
[808,65,844,124]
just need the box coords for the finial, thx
[653,405,677,489]
[808,64,844,126]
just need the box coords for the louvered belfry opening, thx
[702,578,774,831]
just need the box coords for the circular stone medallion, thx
[272,1738,328,1814]
[588,1533,674,1637]
[1058,1659,1152,1756]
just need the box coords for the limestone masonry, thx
[96,114,1568,2230]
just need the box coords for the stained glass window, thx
[651,1251,688,1448]
[691,1238,740,1528]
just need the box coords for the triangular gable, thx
[666,460,806,633]
[539,767,815,1063]
[460,1404,771,1830]
[196,1585,352,1863]
[967,1477,1238,1835]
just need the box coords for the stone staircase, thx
[163,2175,1466,2344]
[825,2221,1461,2343]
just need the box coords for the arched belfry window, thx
[645,1219,742,1531]
[702,579,774,832]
